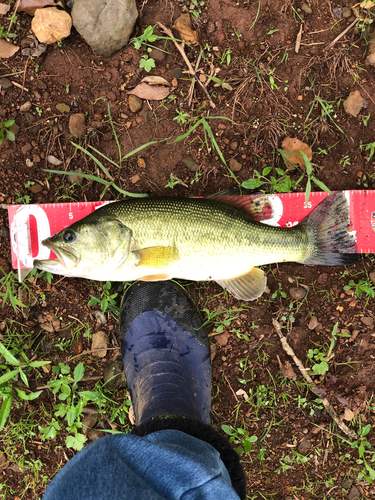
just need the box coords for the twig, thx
[12,81,29,92]
[224,374,239,402]
[295,24,303,53]
[157,22,216,108]
[67,346,121,362]
[325,19,358,51]
[187,50,202,107]
[0,71,25,78]
[272,319,357,440]
[37,375,102,390]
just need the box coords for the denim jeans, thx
[43,429,240,499]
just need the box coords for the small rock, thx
[28,184,43,194]
[308,316,319,330]
[93,310,107,324]
[215,331,230,347]
[343,91,363,117]
[0,39,20,58]
[47,155,63,166]
[289,287,307,300]
[173,68,182,79]
[369,271,375,285]
[130,174,140,184]
[69,113,86,136]
[347,486,361,500]
[71,0,138,57]
[341,479,352,490]
[67,168,83,185]
[21,143,32,155]
[33,154,41,163]
[301,2,312,14]
[361,316,374,328]
[56,102,71,113]
[92,331,108,358]
[31,7,72,44]
[149,47,165,62]
[20,102,32,113]
[128,94,143,113]
[26,159,34,168]
[297,438,312,455]
[342,6,352,18]
[230,141,238,150]
[88,429,105,441]
[25,112,35,123]
[182,155,199,172]
[229,157,242,172]
[333,5,342,18]
[82,411,97,436]
[0,78,12,89]
[103,359,127,391]
[20,35,35,48]
[317,273,328,285]
[315,322,323,332]
[36,79,47,90]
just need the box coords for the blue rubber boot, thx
[120,281,211,426]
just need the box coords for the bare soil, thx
[1,0,375,499]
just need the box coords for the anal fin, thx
[216,267,267,301]
[133,246,179,269]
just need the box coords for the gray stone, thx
[103,359,127,391]
[347,486,361,500]
[93,310,107,324]
[173,68,182,79]
[0,78,12,89]
[341,479,352,490]
[72,0,138,57]
[182,155,199,172]
[297,438,312,455]
[289,287,307,300]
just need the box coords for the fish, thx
[34,192,358,301]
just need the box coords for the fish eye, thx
[63,230,76,243]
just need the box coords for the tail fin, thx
[300,192,359,266]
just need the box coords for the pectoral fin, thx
[216,267,267,301]
[133,246,180,269]
[139,274,172,282]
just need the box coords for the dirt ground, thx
[1,0,375,498]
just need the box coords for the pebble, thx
[31,7,72,44]
[215,331,230,347]
[361,316,374,328]
[149,47,165,62]
[67,168,83,185]
[21,143,32,155]
[229,158,242,172]
[128,94,143,113]
[173,68,182,79]
[289,287,307,300]
[343,91,363,117]
[9,123,20,136]
[182,155,199,172]
[25,112,35,123]
[342,6,352,18]
[92,331,108,358]
[297,438,312,455]
[0,78,12,90]
[93,310,107,324]
[69,113,86,137]
[308,316,319,330]
[369,271,375,285]
[36,80,47,90]
[317,273,328,285]
[230,141,238,150]
[56,102,71,113]
[33,154,41,163]
[20,101,32,113]
[82,411,97,436]
[28,184,43,194]
[347,486,361,500]
[47,155,63,166]
[341,479,352,490]
[301,2,312,14]
[103,359,127,391]
[88,429,106,441]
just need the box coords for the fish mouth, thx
[37,240,80,270]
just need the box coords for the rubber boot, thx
[120,281,211,426]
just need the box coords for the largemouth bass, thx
[34,192,358,301]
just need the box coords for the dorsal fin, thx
[206,190,274,222]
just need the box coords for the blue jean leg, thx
[43,429,241,499]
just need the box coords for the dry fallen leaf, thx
[172,13,199,45]
[16,0,65,16]
[279,360,297,380]
[0,39,20,58]
[361,0,375,8]
[0,3,10,15]
[281,137,313,170]
[141,75,170,86]
[341,407,355,421]
[128,83,170,101]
